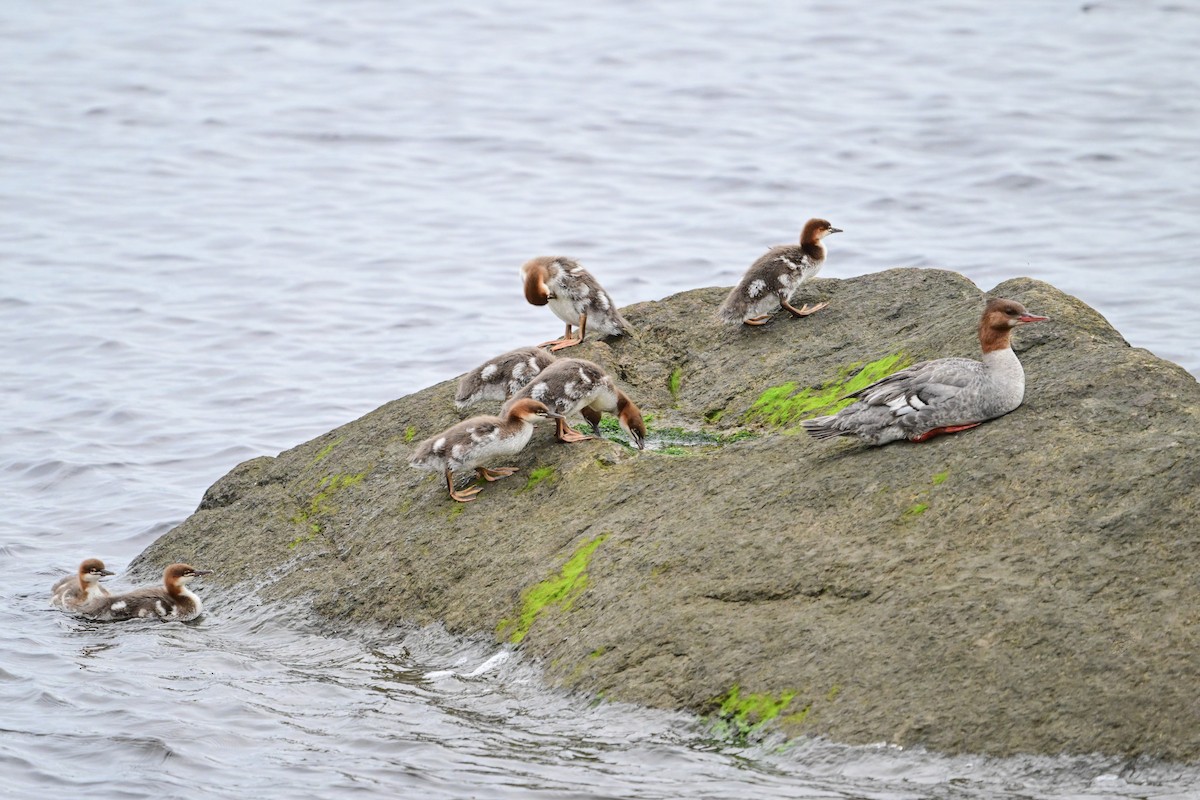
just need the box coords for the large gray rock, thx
[133,268,1200,761]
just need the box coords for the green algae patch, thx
[905,502,930,517]
[898,471,952,523]
[668,366,683,402]
[289,471,367,544]
[403,426,417,443]
[498,534,609,644]
[519,466,557,494]
[311,438,343,465]
[744,352,911,429]
[643,426,759,453]
[287,531,317,549]
[710,685,798,743]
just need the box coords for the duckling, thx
[80,563,213,622]
[520,256,631,350]
[504,357,646,449]
[454,346,557,410]
[50,558,114,612]
[718,218,841,326]
[409,398,562,502]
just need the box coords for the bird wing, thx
[849,358,982,418]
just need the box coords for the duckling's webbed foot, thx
[448,484,482,502]
[742,315,772,327]
[476,466,518,482]
[556,417,595,443]
[783,300,829,317]
[910,422,981,443]
[446,470,482,502]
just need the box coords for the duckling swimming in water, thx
[454,346,557,410]
[520,256,632,350]
[50,558,114,612]
[718,218,841,326]
[504,357,646,449]
[80,563,213,622]
[410,398,562,502]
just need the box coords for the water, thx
[2,0,1198,796]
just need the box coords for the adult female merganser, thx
[410,398,562,502]
[455,346,557,410]
[80,563,213,622]
[504,357,646,449]
[801,298,1049,445]
[50,558,114,612]
[718,218,842,326]
[520,256,632,350]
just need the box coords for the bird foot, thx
[910,422,982,443]
[546,338,583,351]
[558,428,596,443]
[789,302,829,317]
[742,315,772,327]
[477,466,518,482]
[449,484,482,502]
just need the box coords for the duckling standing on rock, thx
[80,563,213,622]
[50,558,114,612]
[520,256,632,350]
[454,347,557,410]
[718,218,841,326]
[504,358,646,450]
[410,398,562,502]
[801,298,1049,445]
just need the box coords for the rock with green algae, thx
[132,268,1200,762]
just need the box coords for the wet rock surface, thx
[134,268,1200,760]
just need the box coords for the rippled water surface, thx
[3,0,1198,797]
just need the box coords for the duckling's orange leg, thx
[446,469,482,502]
[556,417,595,443]
[539,323,572,348]
[743,314,772,326]
[477,466,518,482]
[548,313,587,351]
[910,422,981,443]
[782,299,829,317]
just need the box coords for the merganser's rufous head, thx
[506,398,563,423]
[800,218,842,244]
[982,298,1049,328]
[79,558,115,584]
[520,257,555,307]
[615,392,646,450]
[163,563,213,592]
[979,298,1049,352]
